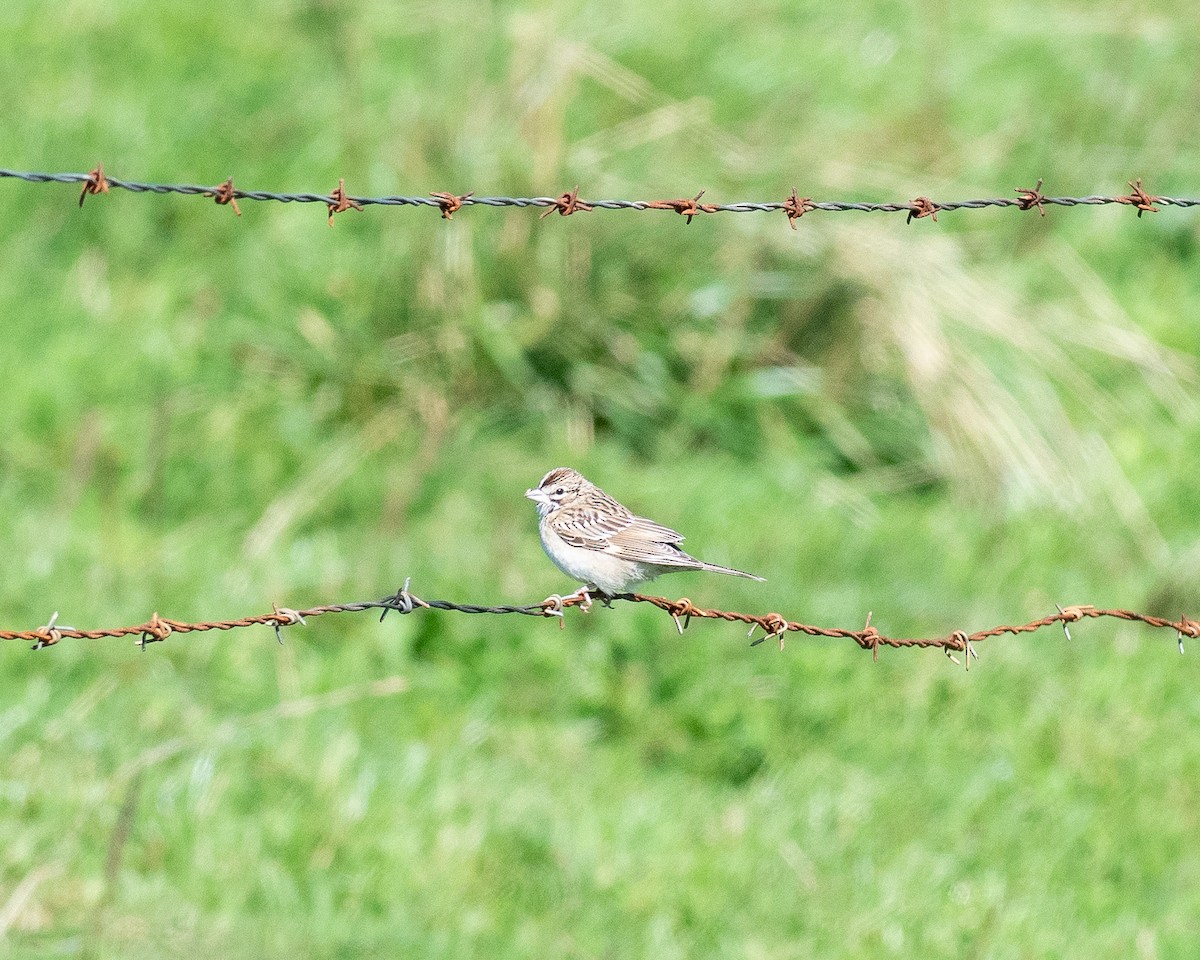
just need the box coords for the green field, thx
[2,1,1199,956]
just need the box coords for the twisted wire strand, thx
[2,168,1193,223]
[3,584,1196,664]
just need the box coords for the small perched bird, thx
[525,467,764,603]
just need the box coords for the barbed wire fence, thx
[2,580,1195,667]
[2,166,1195,226]
[3,165,1197,664]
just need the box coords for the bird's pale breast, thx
[537,519,653,594]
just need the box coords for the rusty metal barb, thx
[1016,179,1047,216]
[430,190,472,220]
[1116,178,1160,217]
[782,188,816,229]
[539,185,593,219]
[78,163,108,207]
[906,196,939,223]
[326,178,364,225]
[647,190,719,224]
[205,176,241,216]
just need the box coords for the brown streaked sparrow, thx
[526,467,764,607]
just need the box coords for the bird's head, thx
[525,467,588,516]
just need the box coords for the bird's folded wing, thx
[603,517,698,566]
[552,511,688,561]
[551,506,629,550]
[624,515,685,544]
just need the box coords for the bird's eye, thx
[554,486,565,495]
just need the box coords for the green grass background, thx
[2,0,1199,956]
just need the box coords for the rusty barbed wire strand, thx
[3,582,1196,662]
[4,169,1200,227]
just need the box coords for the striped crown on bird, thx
[525,467,764,598]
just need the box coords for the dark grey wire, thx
[4,168,1198,215]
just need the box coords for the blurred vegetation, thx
[1,0,1199,957]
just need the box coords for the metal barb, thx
[945,631,976,668]
[326,177,364,226]
[379,577,428,622]
[907,196,939,223]
[1055,603,1072,641]
[206,177,241,216]
[863,611,879,662]
[78,163,108,207]
[1119,178,1160,217]
[539,186,592,219]
[782,187,814,228]
[32,611,65,651]
[272,604,307,644]
[670,598,694,635]
[541,594,566,619]
[430,190,472,220]
[765,614,790,651]
[1015,179,1047,216]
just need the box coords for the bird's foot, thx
[590,585,615,609]
[570,585,594,613]
[540,586,594,623]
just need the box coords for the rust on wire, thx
[326,178,364,226]
[539,185,593,219]
[140,612,173,650]
[431,191,472,220]
[906,196,939,223]
[1056,602,1096,642]
[782,188,815,229]
[205,177,241,216]
[32,612,67,650]
[609,594,1200,660]
[78,163,109,207]
[946,629,978,670]
[862,611,879,662]
[3,584,1199,663]
[1016,179,1047,217]
[1054,602,1075,640]
[270,603,307,644]
[648,190,719,224]
[1178,615,1200,655]
[1117,178,1160,217]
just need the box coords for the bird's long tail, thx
[695,561,765,582]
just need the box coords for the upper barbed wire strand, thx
[3,169,1196,223]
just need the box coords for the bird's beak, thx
[525,487,545,503]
